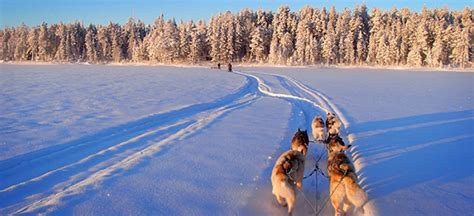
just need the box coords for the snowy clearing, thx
[1,64,473,215]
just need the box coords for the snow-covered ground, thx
[0,64,473,215]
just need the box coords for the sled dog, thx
[326,112,341,136]
[291,128,309,157]
[271,150,306,215]
[326,135,368,216]
[311,116,326,142]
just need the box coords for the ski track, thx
[2,69,378,215]
[1,75,259,214]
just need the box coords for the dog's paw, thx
[296,182,302,189]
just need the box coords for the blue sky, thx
[1,0,472,28]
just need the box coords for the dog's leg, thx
[331,189,344,216]
[342,200,352,214]
[296,181,302,190]
[276,195,286,206]
[287,196,295,216]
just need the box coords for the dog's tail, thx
[344,177,368,210]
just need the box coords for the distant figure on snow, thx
[217,63,221,69]
[228,63,232,72]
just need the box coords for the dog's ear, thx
[283,161,291,170]
[298,128,301,132]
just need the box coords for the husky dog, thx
[311,116,326,142]
[326,112,341,136]
[326,135,368,216]
[271,150,306,215]
[291,128,309,157]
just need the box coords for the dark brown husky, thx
[291,128,309,157]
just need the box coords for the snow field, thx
[1,64,473,215]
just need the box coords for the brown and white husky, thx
[326,112,341,136]
[271,150,306,215]
[326,135,368,216]
[312,116,326,142]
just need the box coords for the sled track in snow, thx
[0,76,259,214]
[234,70,349,129]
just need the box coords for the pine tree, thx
[281,32,294,64]
[250,9,272,63]
[375,33,390,65]
[38,22,50,61]
[14,24,29,61]
[188,20,208,63]
[431,19,449,67]
[123,17,137,61]
[208,16,221,62]
[336,8,351,64]
[322,26,337,64]
[355,5,370,64]
[367,8,383,64]
[451,26,470,68]
[85,24,99,63]
[178,21,192,61]
[250,26,266,63]
[270,6,296,64]
[295,6,314,64]
[145,15,165,62]
[69,22,86,61]
[109,23,123,62]
[55,23,70,62]
[27,28,39,61]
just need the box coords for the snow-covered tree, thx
[27,28,39,61]
[335,8,351,64]
[294,6,313,64]
[188,20,208,63]
[85,24,99,63]
[55,23,71,62]
[375,33,390,65]
[109,23,123,62]
[97,26,111,62]
[0,6,469,68]
[249,10,272,63]
[38,22,50,61]
[322,25,337,64]
[250,26,267,63]
[451,26,470,68]
[178,21,192,61]
[367,8,383,64]
[281,32,294,64]
[207,16,221,62]
[269,6,296,64]
[14,24,29,61]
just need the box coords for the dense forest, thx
[1,5,472,68]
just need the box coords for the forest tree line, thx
[1,5,473,68]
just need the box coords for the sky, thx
[1,0,472,28]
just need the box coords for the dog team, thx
[271,112,368,215]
